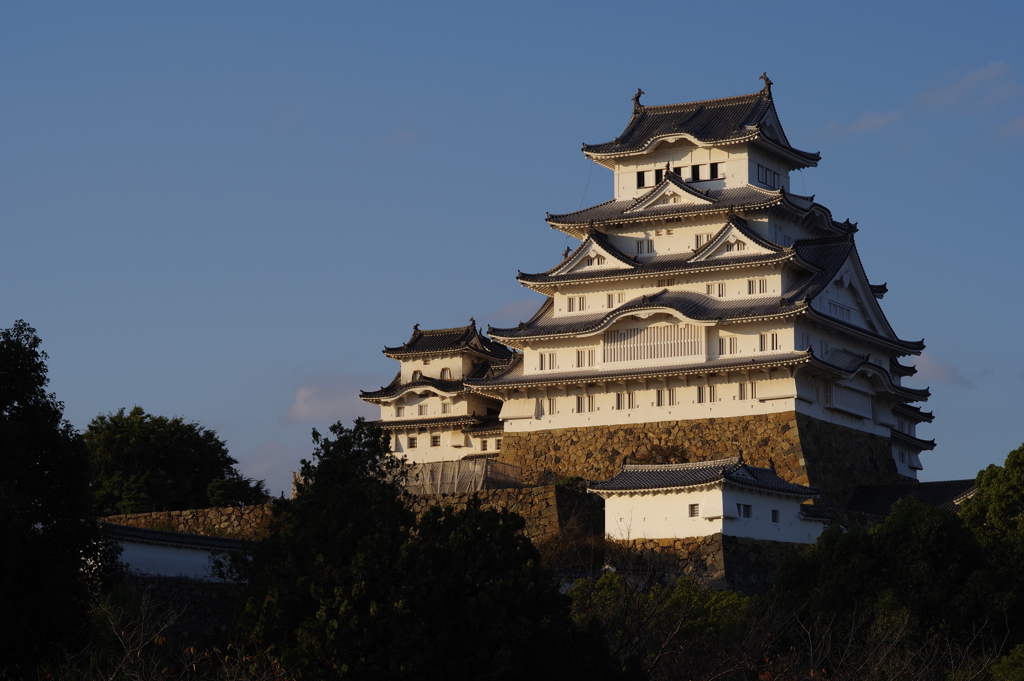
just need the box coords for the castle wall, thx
[497,411,900,511]
[104,504,273,540]
[623,534,804,594]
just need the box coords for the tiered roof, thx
[581,81,820,169]
[383,322,513,361]
[588,456,820,498]
[360,372,470,403]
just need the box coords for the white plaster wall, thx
[601,487,823,544]
[611,142,760,200]
[119,542,218,580]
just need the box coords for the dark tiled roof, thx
[461,452,499,461]
[890,358,918,377]
[588,457,819,497]
[372,415,483,430]
[808,353,930,402]
[870,283,888,299]
[460,417,505,435]
[799,505,834,520]
[846,480,976,517]
[890,429,937,451]
[518,216,791,287]
[383,323,513,361]
[820,348,870,372]
[582,87,820,168]
[894,404,934,423]
[102,523,246,551]
[465,350,811,390]
[547,185,818,228]
[360,376,466,401]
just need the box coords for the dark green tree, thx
[0,320,115,667]
[238,418,637,680]
[85,406,269,514]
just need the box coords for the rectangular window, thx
[737,503,752,518]
[738,382,746,400]
[481,439,488,451]
[828,301,852,321]
[396,406,405,417]
[656,389,664,407]
[430,435,441,447]
[418,405,428,416]
[706,283,725,297]
[607,292,625,308]
[668,387,677,406]
[588,395,596,412]
[615,392,624,410]
[689,503,700,518]
[756,164,780,189]
[654,168,664,184]
[695,233,712,249]
[657,277,676,287]
[576,349,596,368]
[710,385,717,402]
[771,333,780,351]
[697,386,706,404]
[747,278,767,294]
[636,171,646,188]
[710,162,720,179]
[408,436,417,449]
[627,392,636,409]
[718,337,738,355]
[691,164,702,181]
[636,240,653,255]
[771,509,780,523]
[578,296,586,311]
[576,395,590,413]
[496,438,502,450]
[546,397,557,415]
[737,382,756,400]
[441,403,451,414]
[567,297,575,313]
[672,166,682,177]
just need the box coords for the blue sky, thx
[2,1,1022,497]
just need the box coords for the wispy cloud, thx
[817,110,903,137]
[914,352,977,389]
[916,62,1019,111]
[999,115,1024,137]
[282,374,379,425]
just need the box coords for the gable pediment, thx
[554,238,635,276]
[689,220,779,262]
[626,176,715,213]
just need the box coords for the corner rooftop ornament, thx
[760,72,772,91]
[632,87,645,111]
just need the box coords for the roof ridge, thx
[633,90,764,113]
[622,456,739,471]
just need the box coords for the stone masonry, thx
[104,504,273,540]
[623,533,805,594]
[497,411,899,511]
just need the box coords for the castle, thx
[361,76,935,516]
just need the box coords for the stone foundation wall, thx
[623,534,805,594]
[104,504,274,540]
[499,412,900,510]
[408,485,563,542]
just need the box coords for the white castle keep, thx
[361,76,934,517]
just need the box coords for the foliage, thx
[237,418,636,680]
[85,406,269,514]
[0,320,118,669]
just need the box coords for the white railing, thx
[604,324,703,363]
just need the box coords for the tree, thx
[0,320,115,668]
[85,406,269,514]
[237,418,637,680]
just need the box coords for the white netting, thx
[404,459,522,495]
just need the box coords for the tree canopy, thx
[0,320,115,668]
[86,406,269,515]
[237,418,637,680]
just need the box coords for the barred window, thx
[430,435,441,447]
[604,324,702,363]
[408,437,417,449]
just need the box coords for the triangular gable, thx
[688,216,782,262]
[757,100,792,148]
[816,249,894,337]
[626,173,716,214]
[547,232,638,277]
